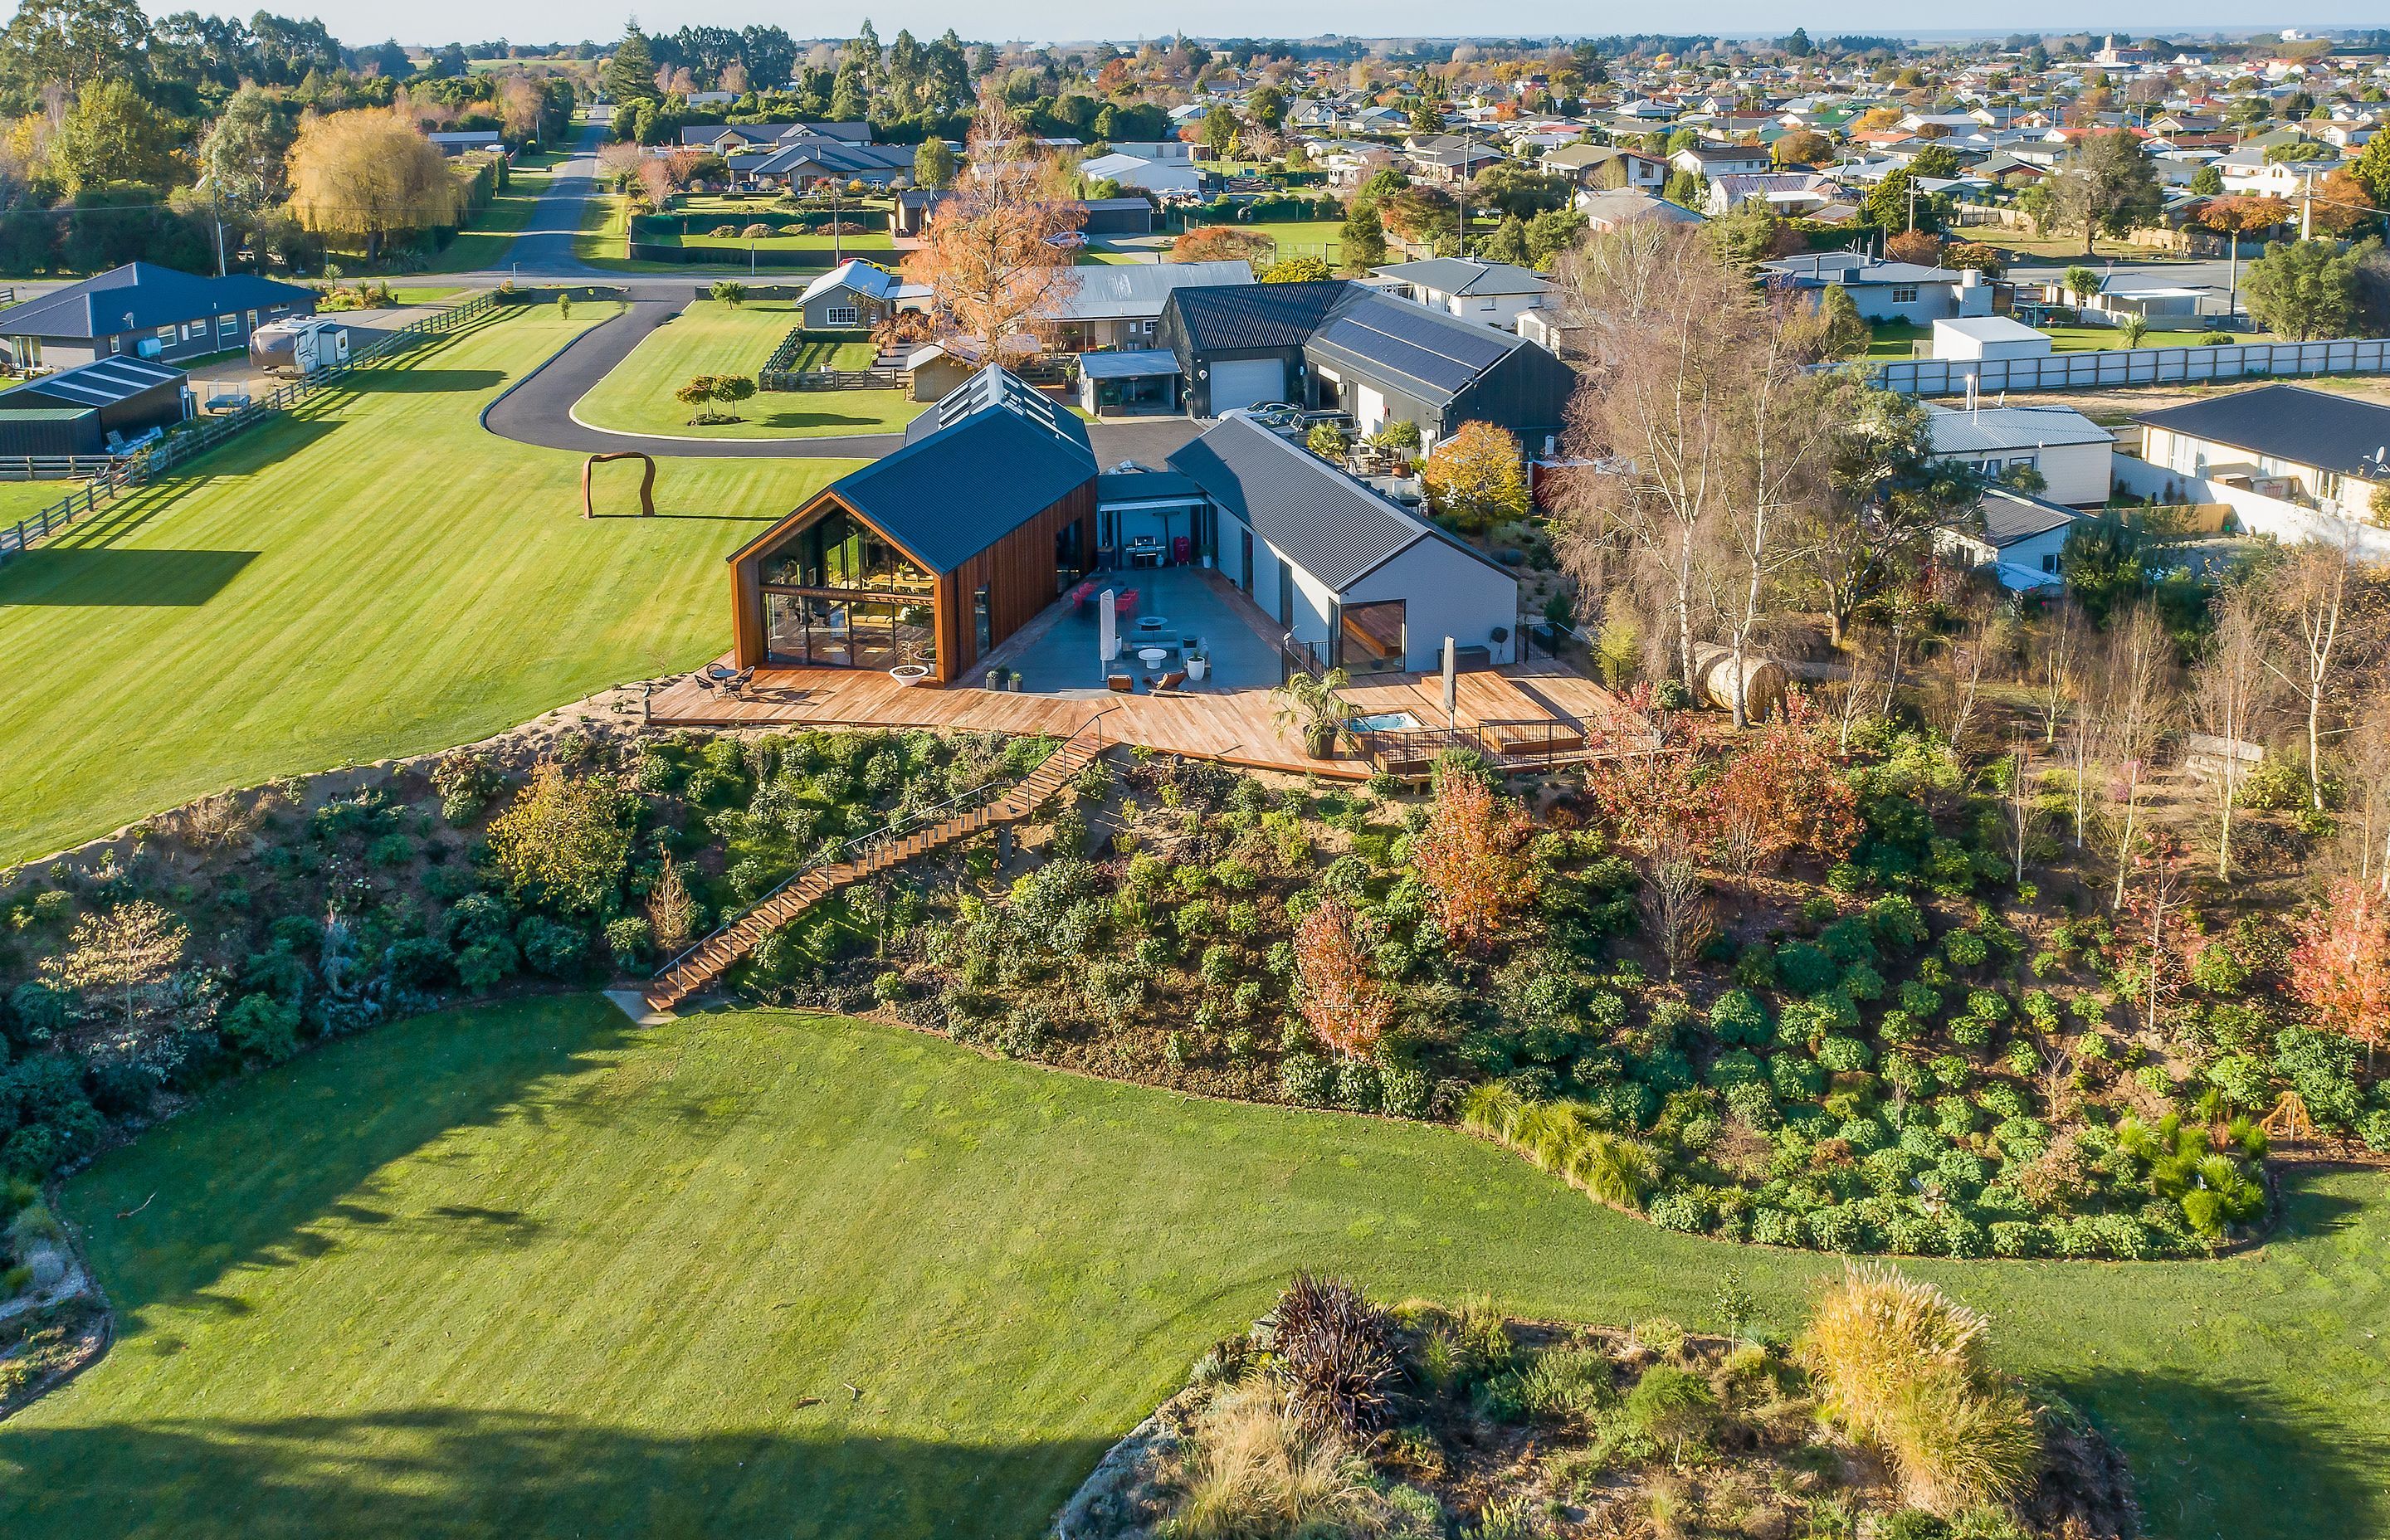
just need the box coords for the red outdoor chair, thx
[1114,588,1139,617]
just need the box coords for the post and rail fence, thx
[0,288,505,566]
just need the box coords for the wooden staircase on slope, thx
[642,722,1113,1012]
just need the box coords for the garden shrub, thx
[1334,1059,1382,1113]
[1280,1051,1332,1106]
[1707,989,1772,1046]
[1943,929,1988,968]
[1817,1036,1872,1073]
[1777,942,1840,996]
[1646,1188,1710,1233]
[219,992,300,1064]
[1379,1065,1431,1119]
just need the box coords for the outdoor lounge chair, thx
[1114,588,1139,618]
[1154,670,1188,694]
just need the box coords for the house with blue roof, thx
[0,262,314,372]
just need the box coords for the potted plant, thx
[1185,646,1210,683]
[985,668,1004,690]
[1271,667,1351,759]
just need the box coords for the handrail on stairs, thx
[647,711,1119,987]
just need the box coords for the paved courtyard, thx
[993,563,1285,694]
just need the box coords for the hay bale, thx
[1691,644,1788,720]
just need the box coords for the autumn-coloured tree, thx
[485,763,635,914]
[1411,760,1537,952]
[1707,692,1860,894]
[1168,224,1274,270]
[1588,686,1713,975]
[1422,422,1530,534]
[647,853,699,953]
[1294,895,1392,1059]
[41,900,187,1040]
[2289,878,2390,1065]
[1883,228,1942,266]
[285,109,462,261]
[902,92,1085,351]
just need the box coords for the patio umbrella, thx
[1099,590,1118,665]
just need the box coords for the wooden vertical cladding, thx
[729,480,1095,685]
[938,478,1094,681]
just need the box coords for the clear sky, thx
[149,2,2385,48]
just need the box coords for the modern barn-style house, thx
[728,366,1097,684]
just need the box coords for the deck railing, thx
[1349,714,1606,777]
[0,289,505,566]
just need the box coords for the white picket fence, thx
[1875,337,2390,397]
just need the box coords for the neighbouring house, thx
[891,188,949,236]
[747,136,916,188]
[1039,261,1253,353]
[1704,172,1839,217]
[1758,253,1993,324]
[2215,147,2339,197]
[1157,280,1575,453]
[2134,384,2390,528]
[0,355,189,455]
[1080,152,1202,195]
[1925,402,2114,505]
[1573,186,1705,231]
[1368,257,1554,331]
[727,365,1098,684]
[1934,483,2085,589]
[1305,288,1575,455]
[1155,280,1350,418]
[1929,316,2054,362]
[795,260,929,330]
[1539,144,1668,190]
[1166,413,1522,675]
[1669,144,1773,180]
[427,130,505,155]
[0,262,313,371]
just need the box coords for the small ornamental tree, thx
[485,763,636,914]
[2121,836,2197,1041]
[1411,758,1537,951]
[647,851,699,953]
[2289,877,2390,1064]
[41,900,188,1040]
[1169,224,1274,270]
[1293,895,1391,1059]
[1708,692,1859,893]
[1422,421,1529,534]
[712,373,757,418]
[676,373,722,422]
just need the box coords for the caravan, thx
[249,316,349,377]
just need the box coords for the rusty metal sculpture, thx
[581,451,656,518]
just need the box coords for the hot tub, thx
[1346,710,1422,733]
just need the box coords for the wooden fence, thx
[0,289,505,564]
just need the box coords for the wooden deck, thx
[645,656,1641,780]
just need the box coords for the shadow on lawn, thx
[2042,1363,2388,1540]
[0,548,257,606]
[341,368,509,395]
[0,1407,1108,1540]
[68,998,634,1328]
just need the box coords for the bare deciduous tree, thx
[2258,540,2363,812]
[2192,582,2270,881]
[901,92,1085,351]
[1552,222,1756,699]
[2096,602,2177,909]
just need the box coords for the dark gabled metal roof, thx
[2134,384,2390,479]
[0,355,183,409]
[1164,280,1351,353]
[1167,415,1509,592]
[1097,465,1202,503]
[812,364,1095,573]
[1305,290,1526,405]
[0,263,310,340]
[1971,485,2081,548]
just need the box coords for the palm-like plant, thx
[1271,667,1351,758]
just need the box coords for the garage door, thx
[1207,358,1284,415]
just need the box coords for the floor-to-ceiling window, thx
[755,506,939,670]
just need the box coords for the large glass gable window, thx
[758,507,932,595]
[756,504,938,669]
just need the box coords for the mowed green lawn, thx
[2,999,2387,1539]
[572,300,918,440]
[422,153,565,273]
[0,305,858,865]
